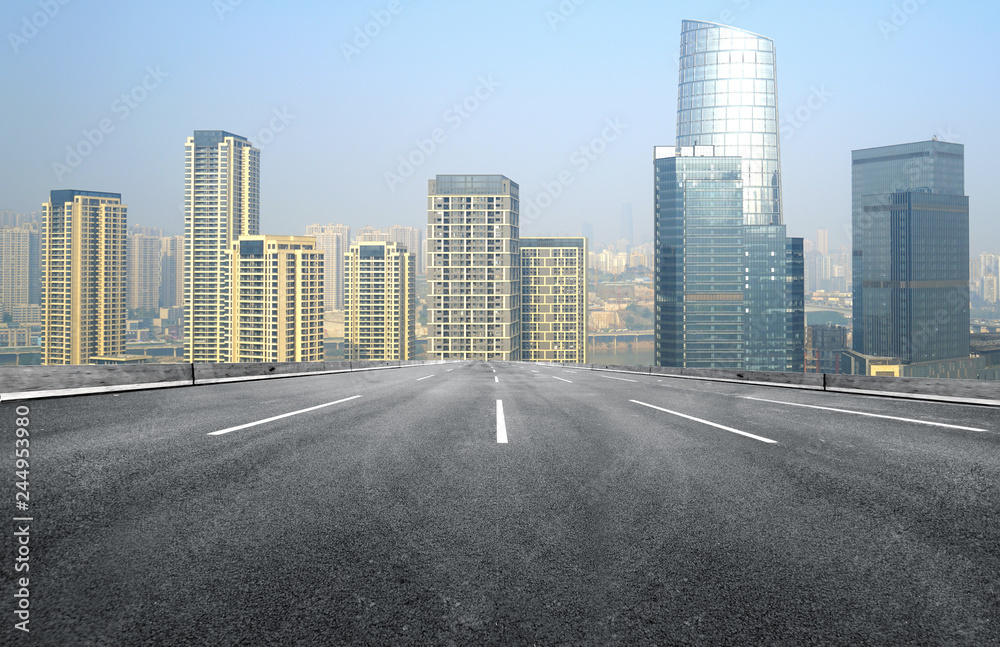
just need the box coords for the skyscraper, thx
[386,225,425,274]
[655,21,803,371]
[127,231,161,312]
[0,227,31,315]
[159,235,184,309]
[184,130,260,362]
[355,225,391,242]
[227,235,324,362]
[344,241,415,360]
[41,190,127,364]
[677,21,782,226]
[817,228,829,257]
[306,223,351,312]
[521,237,588,363]
[427,175,520,360]
[654,147,745,368]
[850,139,970,370]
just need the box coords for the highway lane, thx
[1,361,998,645]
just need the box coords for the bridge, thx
[2,361,998,644]
[805,302,852,315]
[588,329,654,344]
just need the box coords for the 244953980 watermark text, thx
[11,405,32,634]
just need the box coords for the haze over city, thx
[2,0,998,252]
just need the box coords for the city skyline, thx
[2,1,998,254]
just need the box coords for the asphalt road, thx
[2,362,999,645]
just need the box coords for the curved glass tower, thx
[676,20,782,226]
[655,21,803,373]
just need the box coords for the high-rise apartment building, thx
[387,225,425,274]
[356,225,425,275]
[127,232,161,312]
[655,21,803,371]
[41,190,127,364]
[521,237,588,363]
[427,175,520,360]
[355,226,391,242]
[184,130,260,362]
[306,223,350,312]
[0,227,31,315]
[159,235,184,309]
[344,241,415,360]
[227,235,323,362]
[850,139,970,367]
[817,229,829,257]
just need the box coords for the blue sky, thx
[2,0,997,253]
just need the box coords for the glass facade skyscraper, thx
[654,147,745,368]
[851,139,970,365]
[655,21,803,372]
[677,20,782,227]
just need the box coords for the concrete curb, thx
[0,361,444,402]
[2,360,997,407]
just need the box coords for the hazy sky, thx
[2,0,998,253]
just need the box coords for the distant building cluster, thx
[971,252,999,304]
[803,229,850,294]
[588,242,652,274]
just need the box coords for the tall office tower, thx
[654,147,745,368]
[581,221,594,245]
[41,190,127,364]
[620,202,633,246]
[786,236,805,372]
[386,225,425,274]
[654,21,803,371]
[227,235,324,363]
[127,232,161,312]
[817,228,829,257]
[851,139,970,366]
[0,228,31,315]
[520,237,588,363]
[184,130,260,363]
[427,174,520,360]
[344,241,415,360]
[305,223,351,312]
[159,235,184,309]
[677,21,781,226]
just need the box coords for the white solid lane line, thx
[552,376,572,383]
[446,369,453,372]
[742,396,988,432]
[495,376,499,383]
[531,370,539,373]
[208,395,362,436]
[601,375,637,383]
[417,375,435,381]
[631,400,777,444]
[497,400,508,443]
